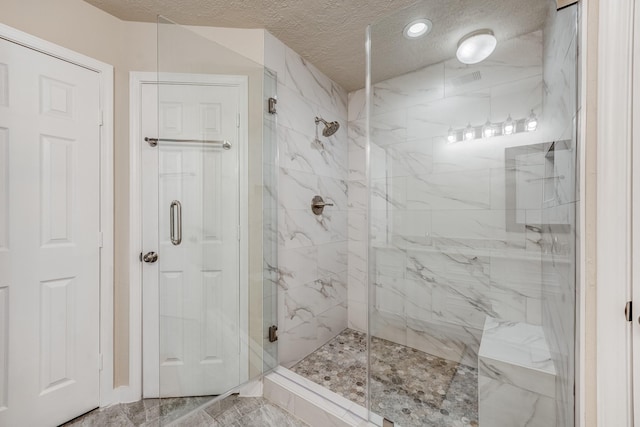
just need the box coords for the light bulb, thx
[502,115,515,135]
[447,127,457,144]
[482,120,495,138]
[526,111,538,132]
[464,123,475,141]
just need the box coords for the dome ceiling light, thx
[456,29,497,64]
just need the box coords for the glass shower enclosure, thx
[140,17,278,423]
[365,1,579,425]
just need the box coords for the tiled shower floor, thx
[291,328,479,427]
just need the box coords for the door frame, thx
[128,71,249,401]
[596,0,636,426]
[0,24,115,407]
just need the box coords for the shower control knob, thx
[142,251,158,263]
[311,195,334,215]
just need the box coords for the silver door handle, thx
[142,251,158,263]
[170,200,182,245]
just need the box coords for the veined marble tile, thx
[318,175,348,210]
[385,139,433,178]
[347,300,367,332]
[278,246,318,291]
[278,84,322,137]
[478,375,556,427]
[348,89,366,122]
[404,278,433,323]
[278,320,320,368]
[405,168,491,210]
[347,207,367,243]
[369,109,407,146]
[372,62,445,114]
[372,275,405,315]
[347,147,366,183]
[444,31,543,98]
[279,167,322,211]
[281,274,347,332]
[279,125,347,180]
[370,175,406,210]
[279,209,348,250]
[431,209,509,244]
[370,309,406,346]
[284,46,347,119]
[317,303,348,345]
[405,317,481,367]
[317,241,348,278]
[490,255,542,299]
[407,91,491,141]
[391,210,432,249]
[431,286,492,329]
[490,75,543,123]
[347,180,366,211]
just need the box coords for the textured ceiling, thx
[83,0,549,91]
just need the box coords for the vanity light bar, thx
[446,113,538,144]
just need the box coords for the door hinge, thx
[268,325,278,343]
[99,110,104,127]
[98,232,104,248]
[625,301,632,322]
[268,97,277,114]
[237,113,240,128]
[237,225,241,241]
[98,353,104,371]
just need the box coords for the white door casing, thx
[139,75,248,398]
[0,37,103,426]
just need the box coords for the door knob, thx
[142,251,158,263]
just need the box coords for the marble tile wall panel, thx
[265,33,349,367]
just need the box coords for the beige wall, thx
[1,0,265,388]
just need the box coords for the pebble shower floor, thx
[291,328,479,427]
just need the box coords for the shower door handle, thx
[170,200,182,245]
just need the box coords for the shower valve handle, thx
[311,195,333,215]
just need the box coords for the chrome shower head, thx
[315,117,340,137]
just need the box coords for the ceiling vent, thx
[448,71,482,87]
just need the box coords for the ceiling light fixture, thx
[456,29,497,64]
[525,110,538,132]
[403,19,433,39]
[502,115,515,135]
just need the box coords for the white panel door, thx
[0,38,101,426]
[141,80,242,397]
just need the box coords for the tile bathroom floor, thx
[61,394,308,427]
[291,328,479,427]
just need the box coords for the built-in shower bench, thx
[478,317,557,427]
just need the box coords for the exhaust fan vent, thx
[449,71,482,87]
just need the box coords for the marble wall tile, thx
[372,62,445,115]
[266,34,349,366]
[478,375,556,427]
[285,46,347,119]
[348,89,366,122]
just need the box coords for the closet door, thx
[0,37,101,427]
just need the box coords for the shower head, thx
[315,117,340,137]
